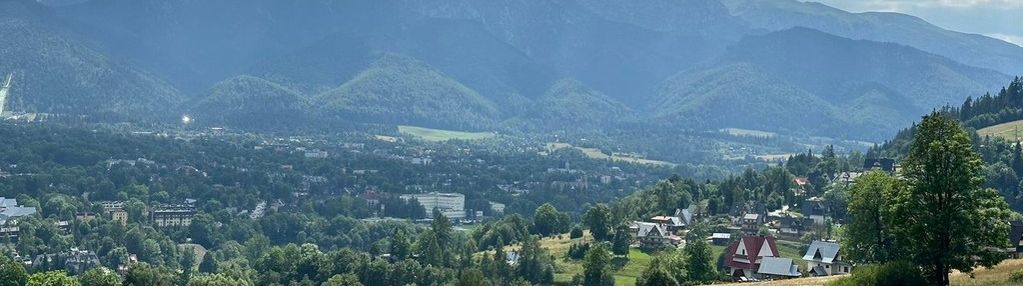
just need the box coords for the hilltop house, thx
[801,197,828,225]
[1010,221,1023,258]
[724,236,780,279]
[742,213,764,233]
[803,241,852,276]
[650,208,693,231]
[631,222,680,250]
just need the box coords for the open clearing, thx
[547,143,677,167]
[397,125,496,142]
[978,120,1023,141]
[722,128,778,138]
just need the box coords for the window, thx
[844,267,849,272]
[825,265,829,268]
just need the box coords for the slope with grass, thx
[977,120,1023,142]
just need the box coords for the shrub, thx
[566,242,590,260]
[826,261,926,286]
[1010,269,1023,283]
[570,226,584,239]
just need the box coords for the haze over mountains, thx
[3,0,1020,140]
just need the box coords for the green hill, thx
[189,75,314,129]
[0,2,185,121]
[511,79,634,131]
[316,54,500,131]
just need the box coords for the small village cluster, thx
[623,159,1023,282]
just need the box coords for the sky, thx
[812,0,1023,46]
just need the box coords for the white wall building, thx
[401,192,466,219]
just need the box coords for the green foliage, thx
[322,274,362,286]
[26,271,78,286]
[826,261,926,286]
[515,235,556,285]
[582,243,614,286]
[635,258,679,286]
[611,225,631,256]
[417,211,455,267]
[584,204,614,241]
[897,113,1013,285]
[637,247,689,286]
[570,226,584,239]
[78,267,120,286]
[843,171,906,263]
[684,238,716,283]
[190,75,315,130]
[1010,269,1023,283]
[532,203,570,237]
[0,256,28,286]
[123,263,177,286]
[567,242,591,260]
[198,253,218,274]
[317,54,499,130]
[455,269,489,286]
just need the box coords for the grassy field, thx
[397,125,496,142]
[547,143,677,167]
[512,231,659,285]
[722,128,778,138]
[977,120,1023,141]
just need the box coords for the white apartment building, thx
[400,192,466,219]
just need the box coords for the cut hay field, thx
[546,143,677,167]
[397,125,496,142]
[977,120,1023,141]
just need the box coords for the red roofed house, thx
[725,235,781,279]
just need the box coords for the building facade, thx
[400,192,466,219]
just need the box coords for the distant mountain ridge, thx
[1,0,1018,140]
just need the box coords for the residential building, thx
[711,233,732,245]
[400,192,466,219]
[0,197,37,225]
[742,213,764,233]
[150,204,197,227]
[802,197,828,225]
[111,209,128,225]
[863,159,895,173]
[804,240,853,276]
[632,222,680,250]
[32,248,100,275]
[724,236,780,279]
[757,257,801,279]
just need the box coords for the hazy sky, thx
[811,0,1023,46]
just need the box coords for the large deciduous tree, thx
[898,113,1012,285]
[584,204,613,241]
[843,170,906,263]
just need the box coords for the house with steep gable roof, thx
[803,240,852,276]
[725,235,780,279]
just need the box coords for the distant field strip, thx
[547,143,676,167]
[398,125,496,141]
[977,120,1023,141]
[722,127,778,138]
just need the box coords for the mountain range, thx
[1,0,1019,140]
